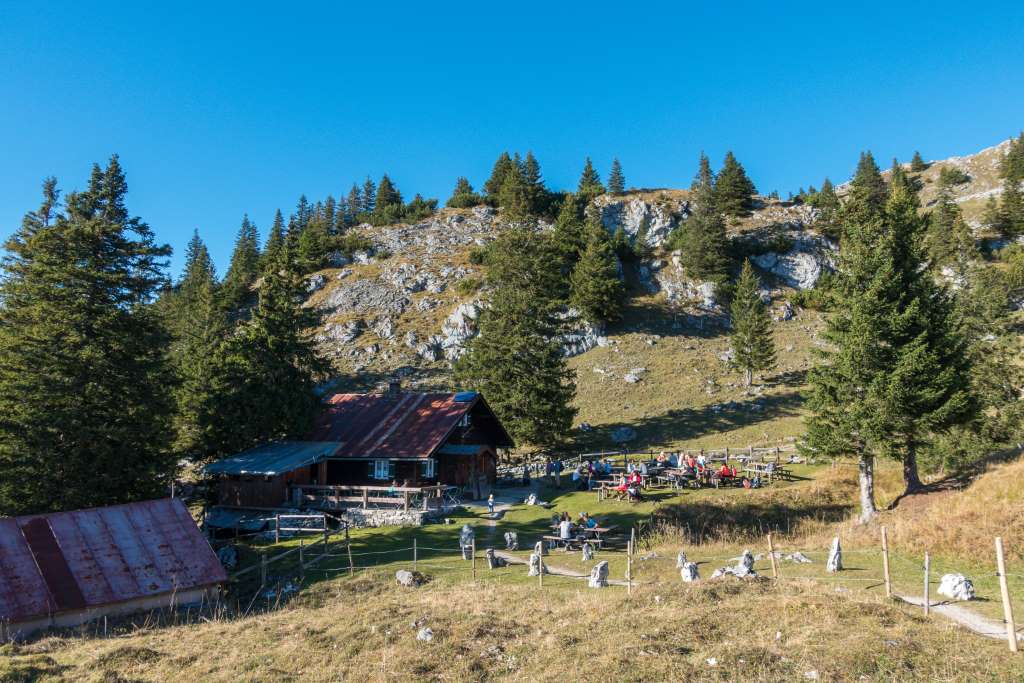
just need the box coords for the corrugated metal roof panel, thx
[0,498,226,624]
[310,393,472,460]
[205,441,342,476]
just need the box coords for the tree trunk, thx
[744,368,752,387]
[858,448,877,524]
[902,439,924,495]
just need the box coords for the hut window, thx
[423,458,437,478]
[371,459,393,480]
[458,413,471,427]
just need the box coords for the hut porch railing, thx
[289,484,450,511]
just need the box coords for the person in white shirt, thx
[559,518,572,540]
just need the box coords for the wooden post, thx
[347,534,355,576]
[538,554,544,588]
[627,551,633,596]
[767,533,779,580]
[403,490,410,512]
[413,537,418,572]
[923,552,930,616]
[260,553,268,588]
[630,527,636,556]
[996,537,1019,653]
[323,516,329,549]
[274,514,280,544]
[299,539,305,580]
[881,526,892,599]
[472,539,477,581]
[362,487,369,509]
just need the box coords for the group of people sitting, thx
[555,511,600,539]
[611,470,645,501]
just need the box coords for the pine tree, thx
[910,151,928,172]
[446,177,483,208]
[361,176,377,214]
[981,196,1002,233]
[404,194,437,221]
[372,174,404,224]
[691,152,715,191]
[714,151,757,217]
[997,175,1024,239]
[522,151,547,214]
[262,209,286,272]
[296,211,331,271]
[1000,132,1024,183]
[208,245,326,455]
[569,221,624,324]
[221,215,261,311]
[809,178,841,239]
[346,183,363,224]
[454,229,576,448]
[497,163,531,222]
[844,151,888,221]
[728,260,776,386]
[483,152,516,201]
[577,157,605,199]
[323,196,337,235]
[165,230,228,460]
[0,158,175,515]
[926,175,978,269]
[608,158,626,194]
[551,193,587,266]
[672,171,731,283]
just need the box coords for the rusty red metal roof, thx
[308,391,511,459]
[0,498,226,624]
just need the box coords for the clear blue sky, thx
[2,1,1022,277]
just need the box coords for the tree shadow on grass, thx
[572,390,805,452]
[652,497,853,545]
[610,297,729,341]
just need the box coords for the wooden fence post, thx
[767,533,779,580]
[274,514,280,544]
[539,554,544,588]
[881,526,892,599]
[996,537,1019,653]
[413,537,418,572]
[260,553,268,589]
[630,528,636,556]
[347,534,355,576]
[322,516,329,548]
[923,552,930,616]
[627,551,633,596]
[472,539,477,581]
[299,539,305,580]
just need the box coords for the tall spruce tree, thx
[728,260,776,386]
[446,177,483,208]
[208,245,326,455]
[844,151,888,221]
[925,174,978,270]
[691,152,715,191]
[569,221,624,324]
[910,151,928,172]
[714,151,757,217]
[361,176,377,215]
[497,163,532,222]
[522,151,547,214]
[345,183,363,224]
[166,230,227,461]
[262,209,286,272]
[673,169,731,283]
[809,178,841,239]
[454,228,576,448]
[0,158,175,515]
[997,175,1024,239]
[222,214,261,311]
[483,152,516,202]
[608,158,626,194]
[577,157,605,200]
[373,173,403,224]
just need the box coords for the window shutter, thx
[388,461,396,479]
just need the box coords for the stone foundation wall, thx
[341,507,435,528]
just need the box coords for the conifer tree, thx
[981,196,1002,233]
[997,176,1024,239]
[569,221,624,324]
[714,151,757,217]
[522,151,547,214]
[728,260,776,386]
[262,209,286,272]
[910,151,928,172]
[296,212,331,271]
[208,245,326,455]
[691,152,715,191]
[551,193,587,266]
[221,215,261,311]
[446,177,483,208]
[497,164,531,222]
[372,174,404,224]
[0,158,175,515]
[577,157,605,200]
[844,151,888,221]
[1001,132,1024,183]
[608,158,626,194]
[361,176,377,214]
[672,171,731,283]
[346,184,363,224]
[483,152,516,201]
[809,178,841,239]
[323,196,337,234]
[166,230,228,460]
[454,229,576,448]
[925,175,978,269]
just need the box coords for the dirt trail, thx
[896,593,1021,642]
[492,549,631,586]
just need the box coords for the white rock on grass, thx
[681,562,700,582]
[416,627,434,642]
[826,537,843,573]
[938,573,976,601]
[588,560,609,588]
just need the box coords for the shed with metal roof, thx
[0,498,225,639]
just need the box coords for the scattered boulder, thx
[527,553,544,577]
[786,552,812,564]
[681,562,700,583]
[459,524,475,559]
[624,368,646,384]
[305,273,326,294]
[711,549,757,579]
[582,542,594,562]
[504,531,519,551]
[826,537,843,573]
[485,548,507,569]
[596,196,685,248]
[938,574,976,601]
[373,318,395,341]
[676,550,687,569]
[750,235,836,290]
[416,627,434,642]
[440,302,482,360]
[588,560,610,588]
[396,570,427,587]
[534,540,547,557]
